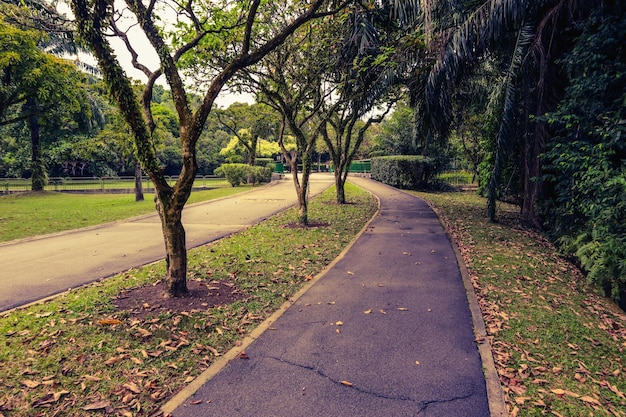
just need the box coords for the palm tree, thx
[417,0,602,224]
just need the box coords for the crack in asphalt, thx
[267,355,476,413]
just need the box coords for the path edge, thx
[160,187,382,416]
[420,196,509,417]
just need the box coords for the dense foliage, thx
[539,1,626,305]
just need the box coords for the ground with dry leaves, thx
[415,191,626,417]
[0,184,377,417]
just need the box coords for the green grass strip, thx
[413,191,626,417]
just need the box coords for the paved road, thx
[168,177,495,417]
[0,174,333,311]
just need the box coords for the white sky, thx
[59,2,252,108]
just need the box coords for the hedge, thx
[214,164,272,186]
[371,156,436,190]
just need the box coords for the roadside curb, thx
[421,196,508,417]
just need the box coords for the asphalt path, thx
[168,177,493,417]
[0,174,333,312]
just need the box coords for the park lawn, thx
[0,183,378,417]
[0,186,253,242]
[413,191,626,417]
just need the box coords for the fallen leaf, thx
[397,308,408,311]
[216,327,224,335]
[580,395,601,405]
[347,271,354,275]
[363,309,372,314]
[21,380,40,388]
[136,328,152,337]
[98,318,122,326]
[32,390,69,407]
[335,321,343,326]
[83,375,101,382]
[83,401,111,411]
[340,380,353,387]
[238,351,249,360]
[123,382,141,394]
[379,309,387,314]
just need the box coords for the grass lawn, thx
[0,186,253,242]
[0,183,378,416]
[1,184,623,417]
[413,191,625,417]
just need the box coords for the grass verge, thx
[0,187,252,242]
[413,191,625,417]
[0,183,377,416]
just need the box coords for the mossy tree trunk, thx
[71,0,331,296]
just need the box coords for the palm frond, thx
[426,0,527,130]
[486,22,534,220]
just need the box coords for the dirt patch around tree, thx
[113,280,246,319]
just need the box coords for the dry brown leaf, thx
[83,401,110,411]
[83,375,101,382]
[136,328,152,337]
[363,309,372,314]
[21,380,40,388]
[580,395,601,405]
[216,327,224,335]
[123,382,141,394]
[340,380,353,387]
[32,390,69,407]
[335,321,343,326]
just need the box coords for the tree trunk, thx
[335,168,346,204]
[134,159,144,201]
[28,100,46,192]
[155,195,188,297]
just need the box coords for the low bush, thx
[215,164,272,186]
[371,155,436,190]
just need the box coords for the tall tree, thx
[242,18,337,224]
[70,0,344,297]
[416,0,603,224]
[0,15,88,190]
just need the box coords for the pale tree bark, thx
[134,159,144,202]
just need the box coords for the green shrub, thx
[215,163,248,186]
[247,166,272,185]
[215,164,273,186]
[371,156,436,190]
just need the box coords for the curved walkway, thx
[166,177,503,417]
[0,175,333,312]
